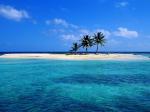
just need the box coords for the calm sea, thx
[0,53,150,112]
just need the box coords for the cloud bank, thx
[0,5,29,21]
[116,1,129,8]
[46,18,78,28]
[45,18,139,42]
[114,27,138,38]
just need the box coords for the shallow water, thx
[0,58,150,112]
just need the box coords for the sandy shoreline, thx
[0,53,149,60]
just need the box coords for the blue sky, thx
[0,0,150,52]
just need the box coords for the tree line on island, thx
[70,32,106,54]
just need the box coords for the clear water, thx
[135,53,150,58]
[0,58,150,112]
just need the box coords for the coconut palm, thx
[93,32,106,54]
[80,35,93,53]
[70,42,79,54]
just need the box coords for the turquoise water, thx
[0,58,150,112]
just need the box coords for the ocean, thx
[0,53,150,112]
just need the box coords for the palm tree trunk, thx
[86,47,88,54]
[96,44,98,54]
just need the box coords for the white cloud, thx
[62,34,79,41]
[45,26,138,41]
[116,2,128,8]
[46,18,68,27]
[46,18,78,28]
[79,29,91,34]
[0,5,29,21]
[44,18,139,42]
[70,24,78,29]
[48,29,65,33]
[114,27,138,38]
[79,28,111,38]
[95,29,111,38]
[59,28,110,42]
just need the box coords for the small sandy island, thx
[0,53,149,60]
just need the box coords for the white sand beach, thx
[0,53,149,60]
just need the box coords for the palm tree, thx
[80,35,93,53]
[93,32,106,54]
[70,42,79,54]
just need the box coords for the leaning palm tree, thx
[93,32,106,54]
[80,35,93,53]
[70,42,79,54]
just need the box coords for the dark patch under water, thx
[0,87,149,112]
[0,59,150,112]
[0,86,149,112]
[52,74,150,85]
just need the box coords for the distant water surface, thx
[0,58,150,112]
